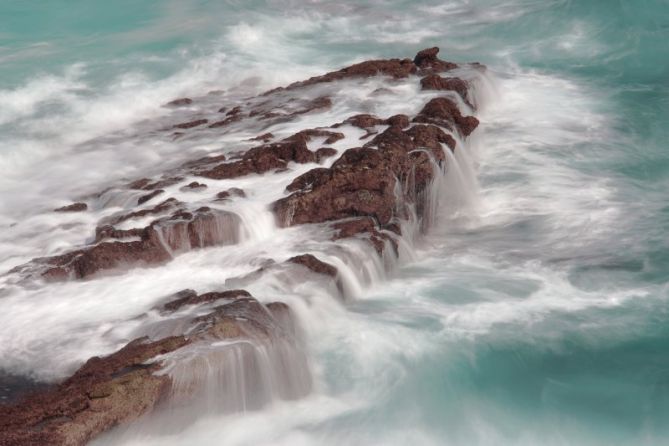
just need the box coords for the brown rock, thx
[336,114,386,129]
[137,189,164,205]
[413,47,458,72]
[271,93,478,252]
[273,146,398,227]
[94,226,144,243]
[147,207,240,254]
[54,202,88,213]
[14,208,240,281]
[105,198,181,226]
[165,98,193,107]
[405,124,457,152]
[386,114,411,129]
[226,106,242,116]
[208,113,243,128]
[287,254,337,277]
[180,181,207,191]
[330,217,395,255]
[284,129,345,145]
[286,58,417,90]
[216,188,246,200]
[128,177,183,191]
[0,292,301,446]
[36,237,172,281]
[285,167,331,193]
[0,335,189,446]
[198,138,316,180]
[293,96,332,115]
[172,119,208,130]
[420,74,472,107]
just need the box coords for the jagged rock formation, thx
[2,47,480,445]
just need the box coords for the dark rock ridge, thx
[54,202,88,213]
[173,118,209,129]
[10,47,478,282]
[180,181,208,191]
[413,97,479,136]
[12,207,240,281]
[0,291,301,446]
[192,129,343,181]
[165,98,193,107]
[272,106,475,236]
[215,187,246,201]
[413,46,459,73]
[420,74,473,108]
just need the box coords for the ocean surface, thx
[1,0,669,445]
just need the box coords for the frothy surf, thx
[2,1,668,445]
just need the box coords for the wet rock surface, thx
[12,207,241,280]
[0,292,298,446]
[54,203,88,213]
[10,48,478,280]
[3,48,481,444]
[287,254,338,277]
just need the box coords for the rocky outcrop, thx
[10,47,478,282]
[13,207,240,281]
[413,97,479,136]
[165,98,193,107]
[137,189,164,205]
[215,187,246,201]
[272,104,469,231]
[195,138,315,180]
[0,336,188,446]
[54,202,88,213]
[127,177,183,191]
[173,119,209,129]
[180,181,208,191]
[0,292,301,446]
[287,254,337,277]
[413,47,458,73]
[420,74,472,107]
[3,46,481,445]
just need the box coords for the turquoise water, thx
[2,1,669,445]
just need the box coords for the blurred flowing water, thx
[1,1,669,445]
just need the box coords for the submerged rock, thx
[54,202,88,213]
[165,98,193,107]
[287,254,338,277]
[13,207,241,281]
[413,46,458,73]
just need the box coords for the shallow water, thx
[1,1,669,445]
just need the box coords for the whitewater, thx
[2,1,669,445]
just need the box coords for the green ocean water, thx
[2,1,669,445]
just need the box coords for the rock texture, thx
[0,292,299,446]
[54,203,88,213]
[12,207,240,280]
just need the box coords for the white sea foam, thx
[1,1,654,444]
